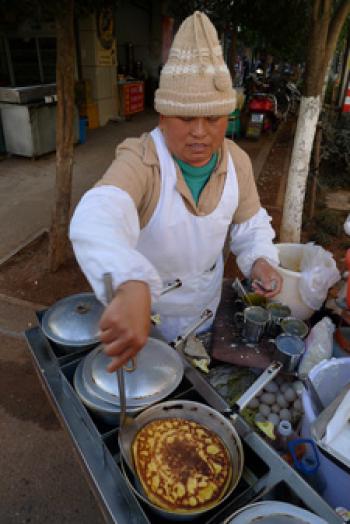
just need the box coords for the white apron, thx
[137,127,239,341]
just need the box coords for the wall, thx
[116,0,162,81]
[79,13,118,126]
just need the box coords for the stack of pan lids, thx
[74,337,184,414]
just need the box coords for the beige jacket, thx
[96,132,261,228]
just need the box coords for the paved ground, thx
[0,111,277,524]
[0,109,273,263]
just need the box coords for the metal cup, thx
[274,333,305,373]
[280,316,309,339]
[234,306,270,343]
[266,302,292,337]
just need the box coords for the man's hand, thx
[99,280,151,372]
[251,258,282,298]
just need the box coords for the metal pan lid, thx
[81,338,184,407]
[225,501,327,523]
[73,359,142,415]
[41,293,104,347]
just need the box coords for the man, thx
[70,11,282,372]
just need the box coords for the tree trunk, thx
[229,27,238,81]
[280,96,321,242]
[280,0,350,243]
[49,0,75,271]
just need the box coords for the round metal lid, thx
[226,501,327,524]
[81,338,184,407]
[41,293,104,347]
[74,359,142,415]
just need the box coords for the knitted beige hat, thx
[155,11,236,117]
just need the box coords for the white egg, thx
[279,408,291,421]
[255,413,266,423]
[268,413,280,426]
[280,383,289,393]
[247,398,259,409]
[271,403,280,413]
[264,381,279,393]
[293,398,302,412]
[292,380,304,396]
[284,387,297,403]
[261,392,276,405]
[276,393,288,408]
[259,403,271,417]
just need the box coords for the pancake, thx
[132,417,232,513]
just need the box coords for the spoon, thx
[103,273,137,473]
[234,278,253,305]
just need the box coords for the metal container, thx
[120,400,244,522]
[73,309,213,425]
[73,359,144,425]
[224,500,328,523]
[273,334,305,374]
[0,84,56,104]
[41,292,104,353]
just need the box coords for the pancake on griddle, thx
[132,417,232,513]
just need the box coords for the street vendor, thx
[69,11,282,372]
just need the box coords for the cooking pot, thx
[41,292,103,353]
[121,400,244,522]
[73,309,213,425]
[42,279,182,354]
[224,501,328,523]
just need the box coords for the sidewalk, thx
[0,110,275,263]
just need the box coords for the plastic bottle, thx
[275,420,295,452]
[298,317,335,378]
[288,439,327,496]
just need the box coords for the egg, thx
[284,387,297,403]
[247,398,259,409]
[261,392,276,405]
[279,408,291,421]
[276,393,288,408]
[267,413,280,426]
[259,404,271,417]
[271,403,280,413]
[264,381,279,393]
[292,380,304,396]
[280,383,289,393]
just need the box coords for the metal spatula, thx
[103,273,138,474]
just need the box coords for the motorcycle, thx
[245,92,280,139]
[286,81,301,114]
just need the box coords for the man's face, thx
[159,115,228,167]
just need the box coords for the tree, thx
[0,0,116,271]
[48,0,75,271]
[280,0,350,242]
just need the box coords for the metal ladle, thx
[103,273,129,426]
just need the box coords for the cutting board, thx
[211,279,275,368]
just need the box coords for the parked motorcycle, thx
[245,92,279,139]
[286,81,301,114]
[244,71,291,139]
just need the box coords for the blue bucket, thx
[79,117,88,144]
